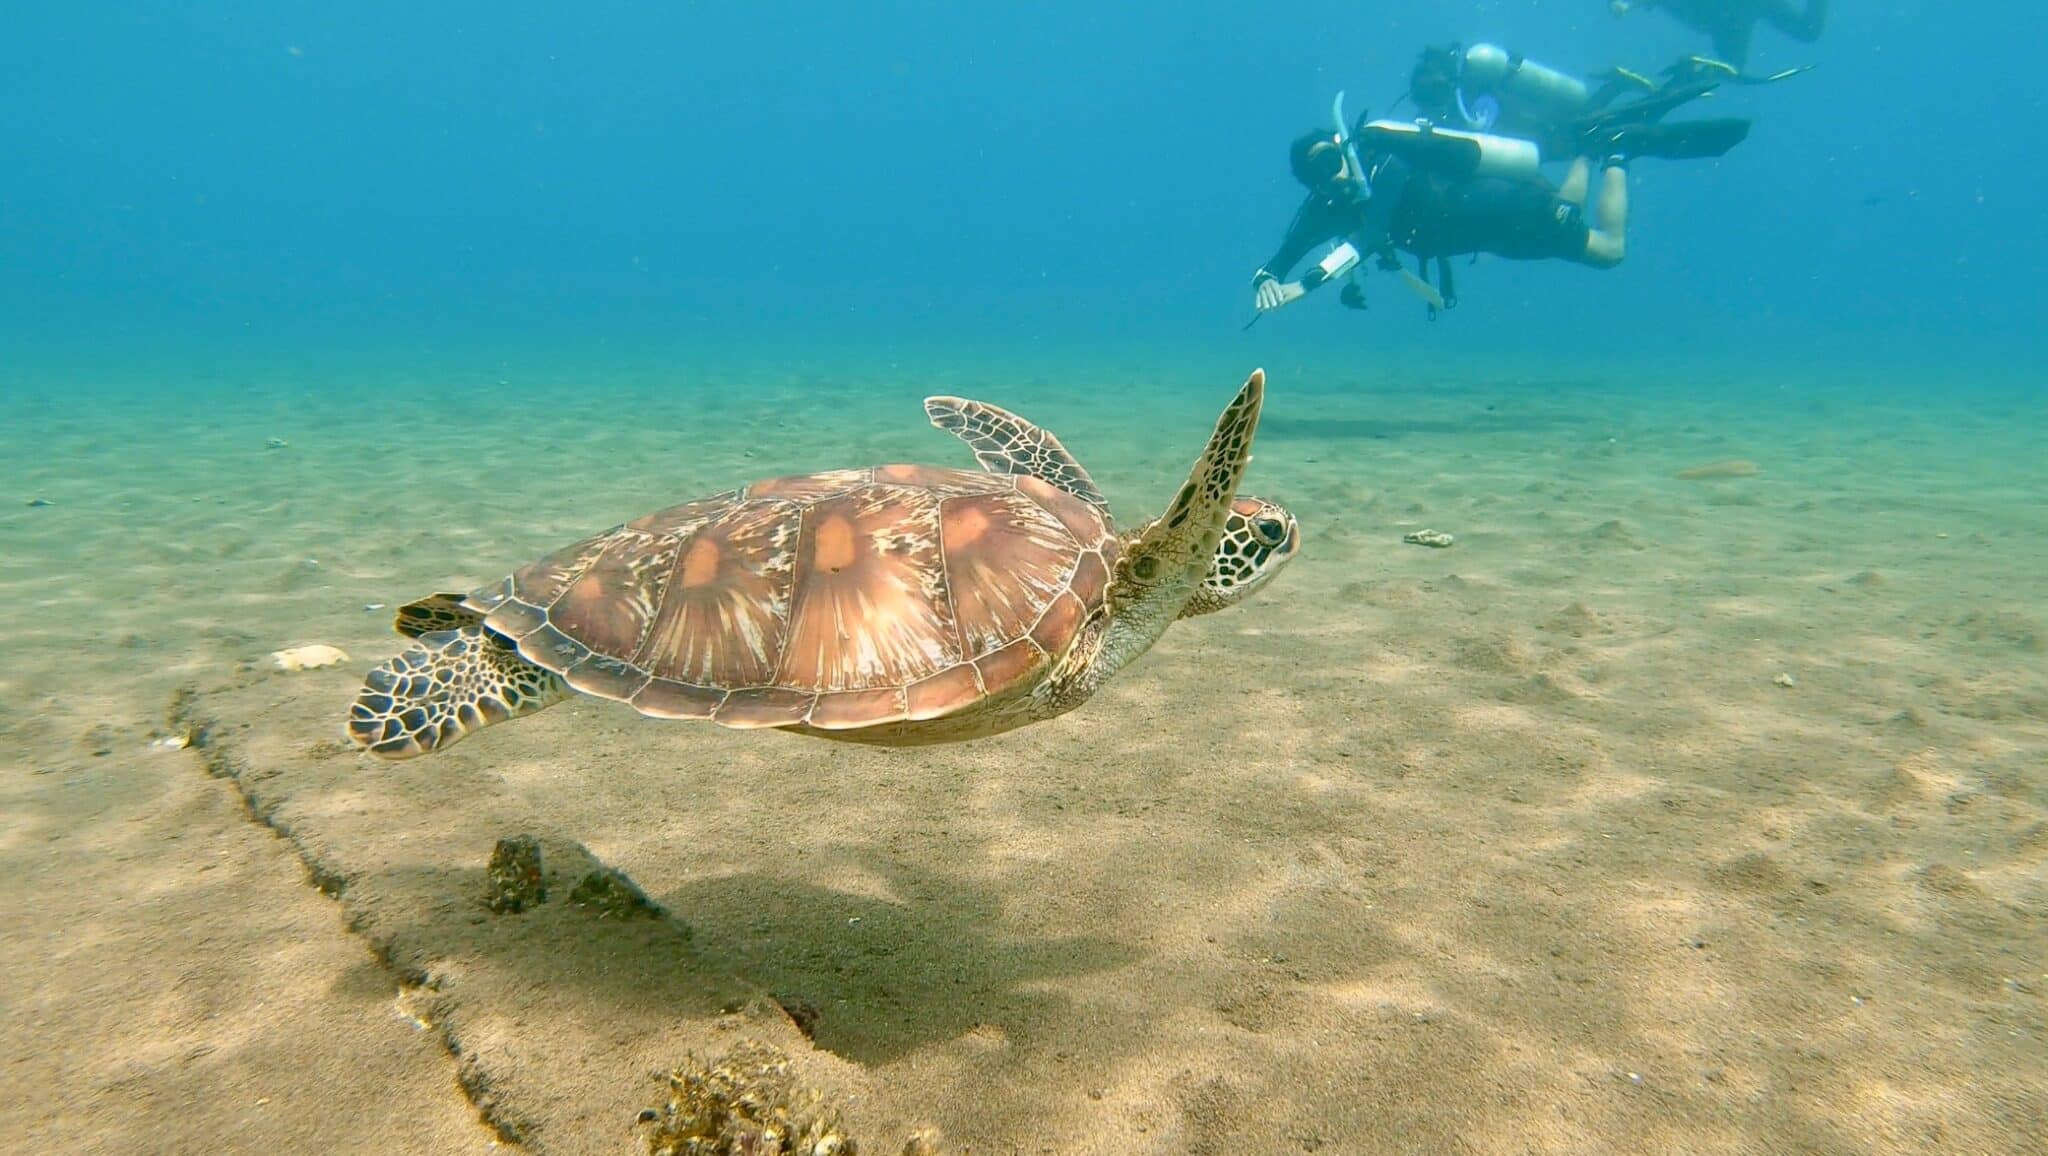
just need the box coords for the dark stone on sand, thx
[569,866,663,921]
[484,835,547,914]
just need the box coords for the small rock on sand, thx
[273,644,351,671]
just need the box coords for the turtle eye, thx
[1252,516,1287,547]
[1132,555,1162,581]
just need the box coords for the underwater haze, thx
[5,0,2044,381]
[3,4,2045,1155]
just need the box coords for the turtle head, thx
[1180,495,1300,617]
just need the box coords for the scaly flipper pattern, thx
[923,396,1111,510]
[347,627,570,759]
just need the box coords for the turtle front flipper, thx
[1129,368,1265,583]
[923,395,1111,510]
[1087,369,1267,686]
[347,627,571,759]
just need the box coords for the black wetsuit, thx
[1255,155,1590,286]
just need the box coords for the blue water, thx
[3,1,2042,386]
[4,10,2045,1151]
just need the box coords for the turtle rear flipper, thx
[923,395,1111,510]
[347,627,570,759]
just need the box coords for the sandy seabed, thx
[2,362,2042,1155]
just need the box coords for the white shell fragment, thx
[273,644,351,671]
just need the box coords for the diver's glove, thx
[1252,272,1305,312]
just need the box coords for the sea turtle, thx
[346,368,1297,758]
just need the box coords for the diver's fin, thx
[1585,65,1660,113]
[1732,62,1815,85]
[1669,54,1741,82]
[1594,117,1751,162]
[1577,78,1720,138]
[1663,52,1812,87]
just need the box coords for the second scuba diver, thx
[1250,53,1755,318]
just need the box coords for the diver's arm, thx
[1296,242,1361,292]
[1254,277,1307,311]
[1252,197,1332,286]
[1270,191,1391,306]
[1300,162,1408,293]
[1252,197,1344,310]
[1275,163,1410,311]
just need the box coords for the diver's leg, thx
[1711,20,1755,68]
[1558,156,1592,208]
[1765,0,1827,41]
[1581,162,1628,267]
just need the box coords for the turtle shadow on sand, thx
[658,866,1143,1066]
[179,671,1125,1150]
[362,849,1139,1069]
[351,836,1136,1067]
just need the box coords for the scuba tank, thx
[1329,91,1453,318]
[1458,43,1591,118]
[1355,118,1542,182]
[1335,90,1466,317]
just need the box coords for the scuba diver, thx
[1249,107,1748,319]
[1609,0,1828,70]
[1403,42,1652,162]
[1401,40,1806,163]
